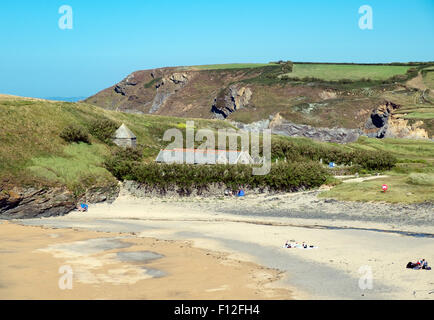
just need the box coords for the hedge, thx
[104,154,329,193]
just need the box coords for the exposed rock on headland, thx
[211,85,252,119]
[0,185,120,219]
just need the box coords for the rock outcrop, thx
[0,187,76,219]
[211,85,252,119]
[270,117,361,143]
[149,73,191,114]
[0,185,120,219]
[364,101,429,139]
[234,113,361,143]
[114,73,139,97]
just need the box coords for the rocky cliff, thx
[0,185,120,219]
[364,101,429,139]
[86,64,433,140]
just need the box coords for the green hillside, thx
[0,96,233,195]
[1,96,432,203]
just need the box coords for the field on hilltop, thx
[183,63,276,71]
[281,64,412,81]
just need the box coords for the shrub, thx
[280,61,294,73]
[89,118,118,144]
[104,147,144,180]
[350,150,397,171]
[60,125,90,144]
[104,155,330,193]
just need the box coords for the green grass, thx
[347,136,434,163]
[319,136,434,203]
[403,112,434,120]
[319,174,434,204]
[407,173,434,186]
[282,64,411,81]
[28,143,116,195]
[185,63,276,71]
[423,70,434,90]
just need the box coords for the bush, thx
[280,61,293,73]
[270,139,397,171]
[89,118,118,144]
[104,147,144,180]
[104,155,329,193]
[60,125,90,144]
[350,150,397,171]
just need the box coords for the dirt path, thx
[340,175,388,183]
[406,72,428,91]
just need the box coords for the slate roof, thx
[155,148,253,164]
[113,124,136,139]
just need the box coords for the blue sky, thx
[0,0,433,98]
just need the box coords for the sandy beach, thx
[1,188,433,300]
[0,221,291,300]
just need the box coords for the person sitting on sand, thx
[407,259,431,270]
[77,203,88,212]
[421,259,431,270]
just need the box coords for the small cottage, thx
[112,124,137,148]
[155,148,255,165]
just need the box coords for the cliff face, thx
[86,67,262,118]
[211,85,252,119]
[0,185,120,219]
[86,65,433,140]
[364,101,429,139]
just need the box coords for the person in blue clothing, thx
[237,189,245,197]
[78,203,88,212]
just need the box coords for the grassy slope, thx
[1,94,432,204]
[83,63,434,204]
[0,97,233,195]
[319,136,434,204]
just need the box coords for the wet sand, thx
[0,222,291,300]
